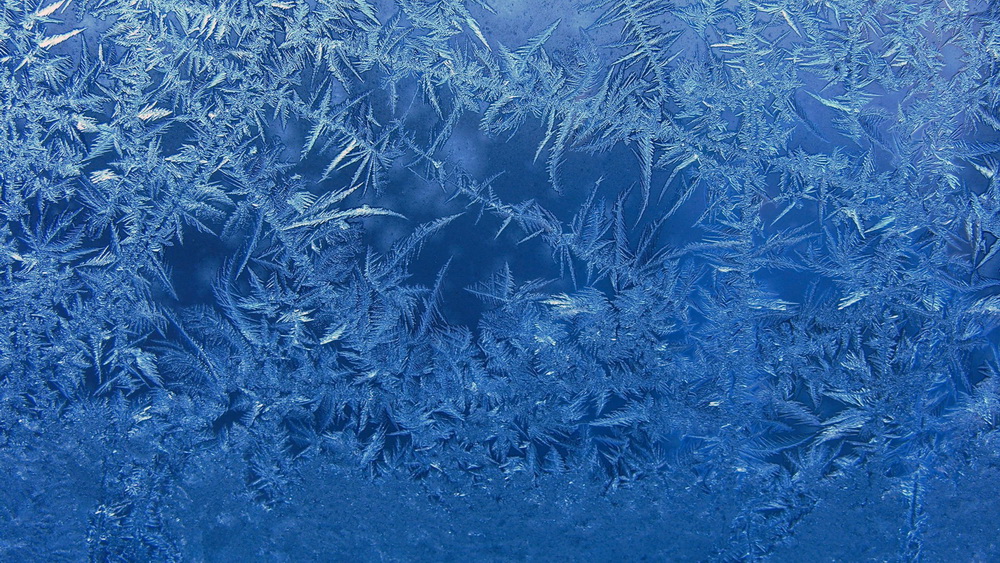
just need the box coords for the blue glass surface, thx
[1,0,999,560]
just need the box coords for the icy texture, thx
[1,0,999,560]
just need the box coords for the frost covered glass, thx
[1,0,999,560]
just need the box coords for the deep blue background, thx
[1,0,999,560]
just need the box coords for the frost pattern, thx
[1,0,999,559]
